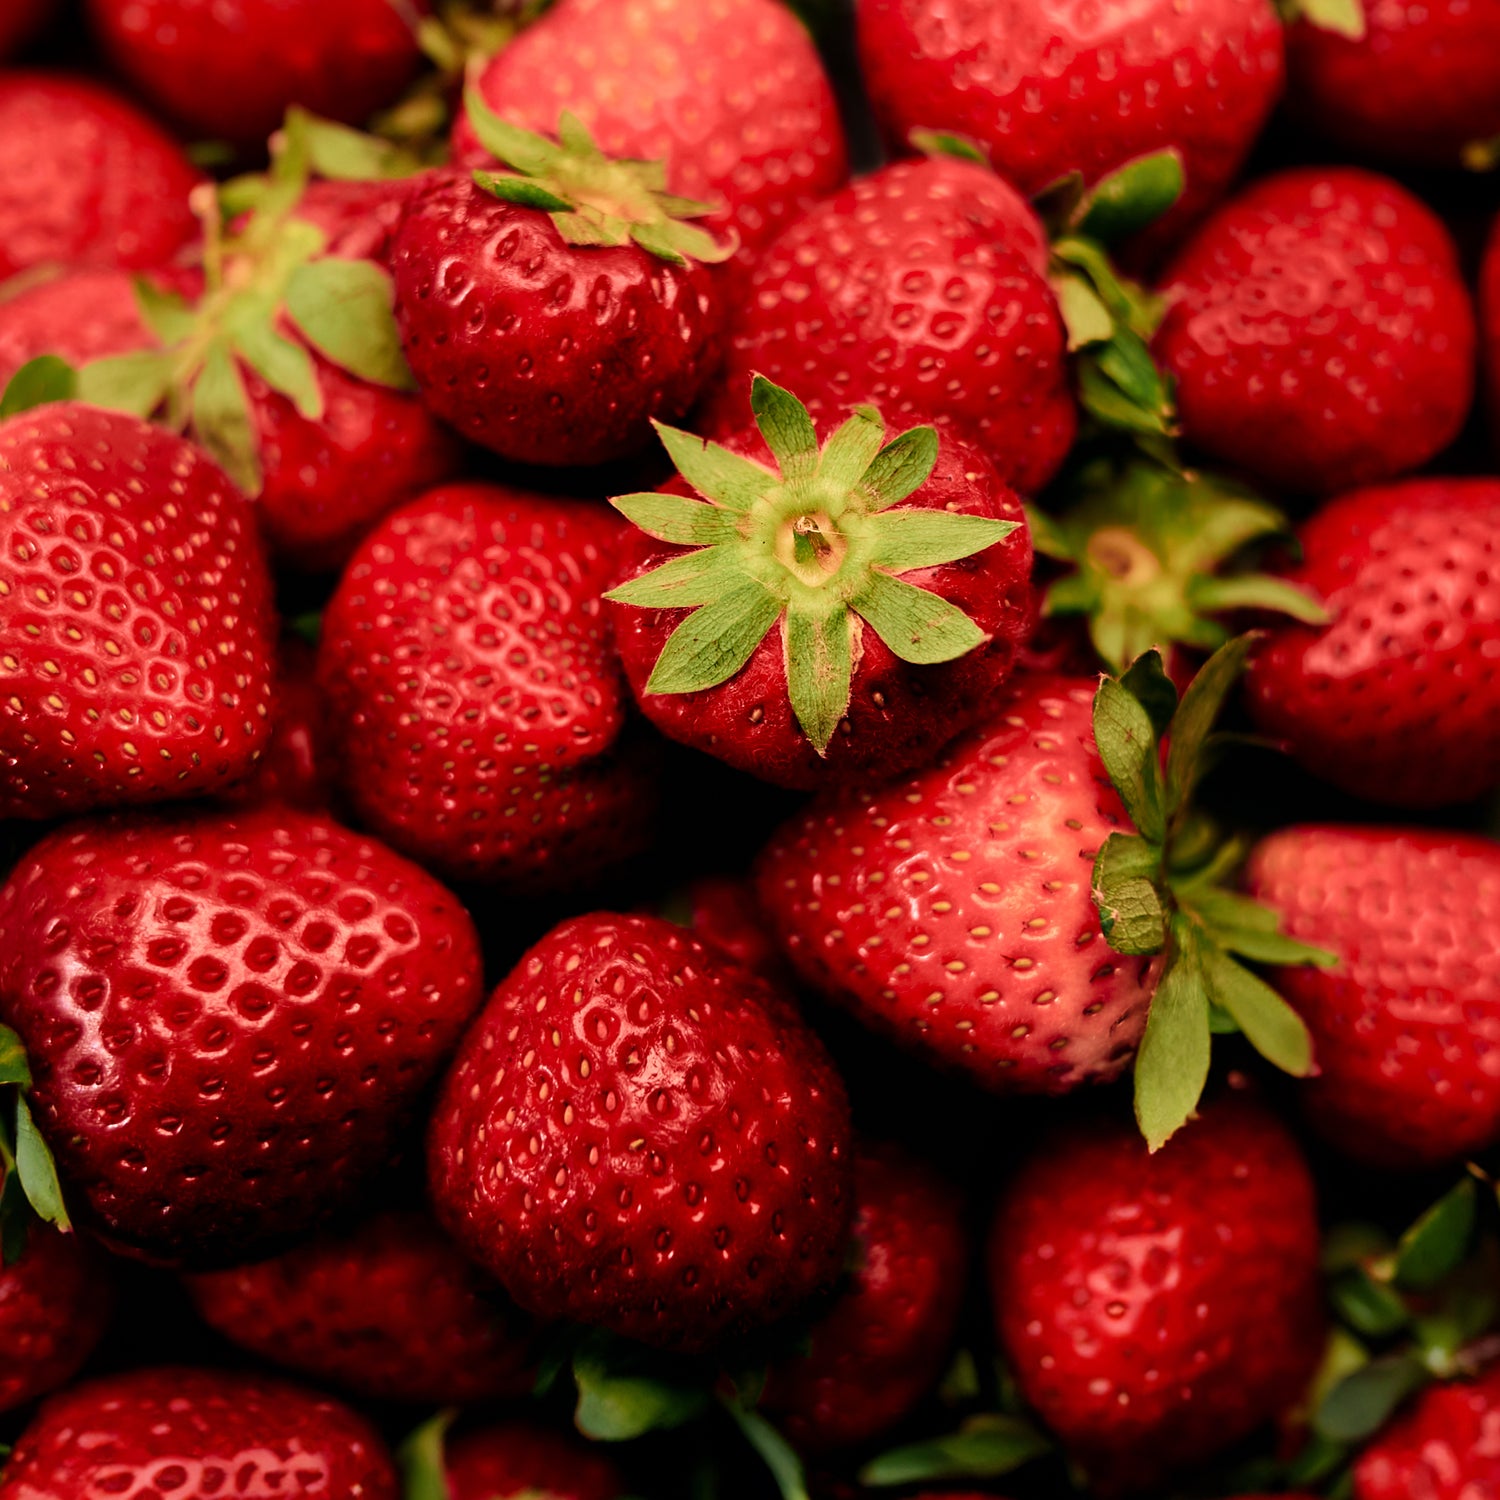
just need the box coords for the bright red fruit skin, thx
[428,912,853,1352]
[702,158,1074,496]
[0,74,202,283]
[0,1367,398,1500]
[612,421,1034,791]
[86,0,425,148]
[320,483,655,888]
[1245,478,1500,808]
[762,1141,969,1451]
[1155,168,1475,496]
[391,169,725,467]
[0,403,276,820]
[185,1209,535,1404]
[0,807,483,1267]
[756,676,1153,1093]
[444,1423,622,1500]
[1353,1365,1500,1500]
[989,1095,1324,1492]
[452,0,847,255]
[0,267,160,389]
[1246,825,1500,1169]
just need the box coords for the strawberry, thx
[0,1367,399,1499]
[670,875,787,985]
[1485,215,1500,452]
[427,912,853,1351]
[227,634,332,811]
[0,402,276,821]
[402,1418,623,1500]
[185,1208,536,1404]
[1245,825,1500,1169]
[988,1093,1324,1492]
[1352,1364,1500,1500]
[607,380,1033,790]
[0,73,202,283]
[1244,478,1500,808]
[761,1141,969,1451]
[86,0,427,149]
[1154,168,1476,497]
[318,481,656,889]
[452,0,848,255]
[0,806,484,1266]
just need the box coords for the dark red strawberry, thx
[319,481,656,889]
[0,1367,399,1499]
[1484,216,1500,452]
[440,1421,622,1500]
[0,807,483,1266]
[185,1209,536,1404]
[1353,1364,1500,1499]
[226,635,331,811]
[0,0,51,59]
[671,876,787,986]
[1154,168,1476,496]
[452,0,847,255]
[761,1141,968,1451]
[0,403,276,821]
[989,1093,1324,1493]
[1244,478,1500,808]
[608,380,1033,790]
[0,73,202,284]
[427,912,853,1351]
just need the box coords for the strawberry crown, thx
[1278,0,1367,37]
[604,378,1020,754]
[0,1025,70,1263]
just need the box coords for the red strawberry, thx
[1352,1364,1500,1500]
[671,875,787,985]
[227,634,331,811]
[1484,215,1500,452]
[86,0,426,148]
[0,1367,399,1499]
[0,73,202,283]
[427,912,853,1351]
[608,381,1034,790]
[0,0,51,59]
[700,156,1075,497]
[1154,168,1476,496]
[0,806,484,1266]
[761,1141,969,1451]
[185,1208,536,1404]
[319,481,656,889]
[988,1093,1324,1492]
[0,403,276,821]
[1244,478,1500,808]
[1245,825,1500,1169]
[441,1422,622,1500]
[453,0,847,255]
[857,0,1284,238]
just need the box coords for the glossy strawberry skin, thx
[1353,1365,1500,1500]
[1246,826,1500,1169]
[701,158,1074,497]
[0,403,276,821]
[762,1141,968,1451]
[0,74,202,283]
[1155,168,1475,497]
[319,483,656,889]
[989,1095,1324,1492]
[0,1367,399,1500]
[185,1209,536,1404]
[391,169,725,467]
[452,0,847,256]
[0,807,483,1267]
[756,676,1153,1093]
[428,912,854,1352]
[1245,478,1500,808]
[444,1423,622,1500]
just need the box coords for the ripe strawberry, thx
[761,1141,969,1451]
[427,912,853,1351]
[227,634,332,811]
[319,481,656,889]
[436,1421,622,1500]
[671,876,787,985]
[185,1209,536,1404]
[0,73,202,283]
[1154,168,1476,496]
[0,807,484,1266]
[857,0,1284,237]
[1352,1364,1500,1500]
[453,0,847,255]
[989,1093,1324,1492]
[0,403,276,821]
[1244,478,1500,808]
[1484,216,1500,451]
[607,380,1033,790]
[0,1367,399,1499]
[86,0,426,148]
[699,156,1076,496]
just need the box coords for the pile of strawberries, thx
[0,0,1498,1497]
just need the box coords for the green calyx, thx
[1088,638,1338,1152]
[1278,0,1367,38]
[463,89,737,267]
[604,376,1019,754]
[0,1024,70,1265]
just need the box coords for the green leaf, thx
[1133,915,1211,1152]
[605,547,739,609]
[723,1402,810,1500]
[545,210,628,249]
[474,170,576,211]
[1077,356,1173,437]
[786,607,853,754]
[1075,150,1185,243]
[75,351,175,420]
[859,425,940,509]
[853,572,987,665]
[0,356,76,418]
[1189,573,1329,624]
[908,127,990,164]
[283,259,414,391]
[630,218,736,267]
[191,343,261,495]
[462,87,561,176]
[611,492,741,548]
[818,406,887,492]
[1164,633,1256,816]
[1120,649,1179,739]
[1092,675,1166,844]
[232,319,324,420]
[132,276,196,344]
[1093,832,1167,955]
[0,1026,30,1088]
[299,108,424,180]
[653,424,775,512]
[860,1416,1050,1488]
[1198,938,1314,1077]
[1292,0,1367,38]
[1094,328,1170,415]
[396,1411,454,1500]
[1331,1268,1411,1339]
[750,376,819,484]
[573,1349,709,1440]
[1394,1179,1478,1292]
[1316,1353,1428,1443]
[865,510,1018,575]
[645,580,783,695]
[1052,270,1116,350]
[13,1097,69,1232]
[1183,889,1339,968]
